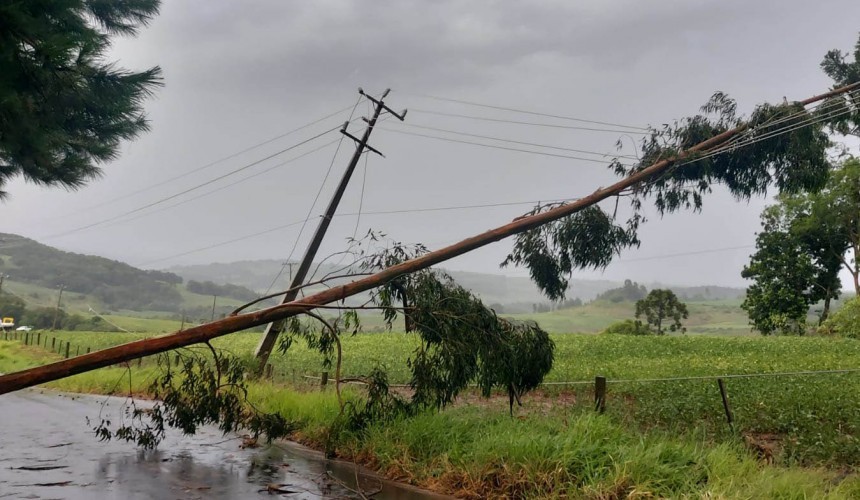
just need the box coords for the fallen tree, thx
[0,81,857,396]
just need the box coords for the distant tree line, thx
[0,292,117,331]
[595,279,648,303]
[185,280,259,302]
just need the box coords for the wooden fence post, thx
[36,333,41,346]
[717,378,734,431]
[320,371,329,387]
[64,342,70,359]
[87,347,91,354]
[51,338,56,350]
[594,376,607,413]
[76,346,80,357]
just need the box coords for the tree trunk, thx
[819,296,832,325]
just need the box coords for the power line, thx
[67,104,358,214]
[139,198,582,266]
[410,108,649,134]
[616,244,754,263]
[41,125,343,240]
[403,92,650,131]
[139,218,312,267]
[92,139,342,229]
[379,126,638,165]
[681,101,859,167]
[392,122,640,160]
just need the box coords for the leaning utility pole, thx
[253,88,407,371]
[0,82,856,396]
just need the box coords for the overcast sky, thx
[3,0,860,289]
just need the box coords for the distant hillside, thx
[0,233,257,316]
[0,233,186,311]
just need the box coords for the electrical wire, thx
[138,198,582,266]
[392,122,640,160]
[410,108,649,134]
[68,104,358,214]
[378,126,638,165]
[138,218,312,267]
[91,138,341,229]
[41,125,343,240]
[680,101,858,167]
[616,245,754,263]
[403,92,650,130]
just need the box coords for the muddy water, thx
[0,390,448,499]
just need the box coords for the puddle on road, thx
[0,391,447,499]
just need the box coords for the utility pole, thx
[51,284,65,331]
[211,295,218,322]
[286,262,294,283]
[253,88,407,371]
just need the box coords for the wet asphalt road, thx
[0,390,441,500]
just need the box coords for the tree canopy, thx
[0,0,162,198]
[742,158,860,334]
[635,289,688,335]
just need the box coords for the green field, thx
[4,329,860,498]
[508,298,752,334]
[3,331,860,498]
[22,328,860,465]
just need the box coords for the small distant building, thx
[0,317,15,329]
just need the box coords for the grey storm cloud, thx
[4,0,860,288]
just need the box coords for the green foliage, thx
[602,318,645,335]
[93,347,292,449]
[0,292,26,320]
[502,205,640,300]
[740,158,860,336]
[742,208,821,335]
[22,306,63,329]
[374,268,555,412]
[186,280,258,302]
[819,35,860,138]
[595,279,648,303]
[820,296,860,339]
[0,0,162,197]
[635,289,689,335]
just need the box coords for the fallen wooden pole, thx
[0,82,856,396]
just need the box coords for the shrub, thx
[602,319,646,335]
[820,297,860,339]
